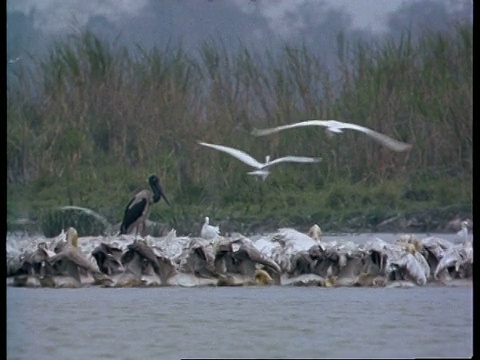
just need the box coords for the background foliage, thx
[7,22,472,235]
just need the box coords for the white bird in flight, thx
[198,141,321,181]
[252,120,412,152]
[8,56,22,64]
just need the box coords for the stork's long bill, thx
[155,183,171,206]
[161,189,171,207]
[151,177,171,206]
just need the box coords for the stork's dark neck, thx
[151,181,161,203]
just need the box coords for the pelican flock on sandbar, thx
[6,221,472,288]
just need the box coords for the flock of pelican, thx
[6,221,472,289]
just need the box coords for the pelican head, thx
[325,274,336,287]
[66,227,79,248]
[396,234,416,244]
[411,238,421,252]
[254,269,273,285]
[404,243,417,255]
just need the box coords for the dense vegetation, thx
[7,22,472,235]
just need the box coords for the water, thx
[7,285,472,359]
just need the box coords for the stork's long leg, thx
[134,223,140,239]
[140,221,145,238]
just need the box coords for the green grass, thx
[7,170,472,235]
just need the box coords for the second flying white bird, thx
[198,141,321,181]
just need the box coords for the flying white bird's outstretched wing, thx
[252,120,333,136]
[266,156,322,168]
[252,120,412,152]
[198,141,264,169]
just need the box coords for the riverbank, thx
[7,202,471,238]
[186,204,472,235]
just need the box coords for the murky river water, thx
[7,285,472,359]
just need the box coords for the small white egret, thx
[198,141,321,181]
[201,217,220,240]
[252,119,412,152]
[456,221,470,243]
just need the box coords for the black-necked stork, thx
[120,175,171,237]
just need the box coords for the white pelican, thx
[198,141,321,180]
[22,242,56,276]
[434,241,473,281]
[48,228,111,286]
[251,120,412,152]
[155,229,191,262]
[54,227,79,252]
[91,243,124,275]
[201,216,220,240]
[178,238,220,279]
[254,227,325,275]
[112,239,177,286]
[231,240,282,275]
[389,252,428,285]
